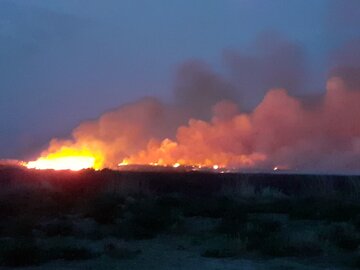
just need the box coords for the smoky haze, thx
[0,0,359,173]
[36,44,360,172]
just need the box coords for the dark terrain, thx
[0,166,360,269]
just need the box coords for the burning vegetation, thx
[25,74,360,173]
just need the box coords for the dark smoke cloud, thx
[329,38,360,92]
[173,33,307,115]
[223,32,306,109]
[330,39,360,67]
[174,60,236,120]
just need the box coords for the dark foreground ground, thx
[0,166,360,269]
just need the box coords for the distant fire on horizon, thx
[24,75,360,173]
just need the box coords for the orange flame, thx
[26,147,103,171]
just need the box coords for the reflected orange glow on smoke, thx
[120,137,267,169]
[25,76,360,172]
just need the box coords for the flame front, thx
[26,148,103,171]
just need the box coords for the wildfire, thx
[173,162,181,168]
[21,76,360,173]
[113,135,267,170]
[26,148,103,171]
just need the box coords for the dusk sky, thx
[1,0,359,160]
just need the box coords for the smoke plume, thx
[30,33,360,173]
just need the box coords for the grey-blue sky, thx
[0,0,359,159]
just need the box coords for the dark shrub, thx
[201,248,237,258]
[181,197,237,218]
[2,215,37,237]
[244,219,283,251]
[0,199,16,219]
[56,247,95,261]
[320,223,360,251]
[319,201,360,222]
[288,199,360,222]
[42,220,73,237]
[0,241,48,267]
[0,239,95,266]
[85,194,124,224]
[260,235,323,257]
[351,214,360,230]
[352,255,360,268]
[246,199,291,214]
[157,195,183,208]
[216,208,247,238]
[288,198,321,220]
[41,244,96,261]
[119,200,182,239]
[104,243,141,260]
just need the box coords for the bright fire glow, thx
[26,148,102,171]
[118,160,128,166]
[26,156,95,171]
